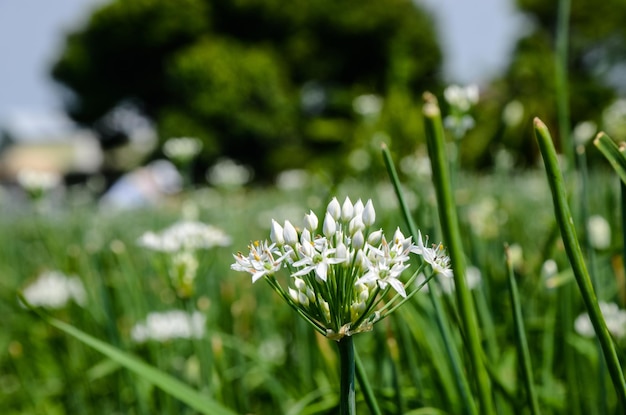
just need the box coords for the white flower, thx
[231,197,440,339]
[444,84,479,112]
[23,270,86,309]
[415,232,453,279]
[131,310,206,343]
[206,158,252,188]
[138,221,231,252]
[17,169,62,198]
[587,215,611,250]
[292,238,345,282]
[231,240,284,283]
[575,302,626,340]
[163,137,203,162]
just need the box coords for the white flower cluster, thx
[163,137,203,163]
[138,220,232,253]
[574,302,626,341]
[231,197,452,339]
[131,310,206,343]
[17,169,62,200]
[138,220,230,298]
[23,270,87,309]
[443,84,479,139]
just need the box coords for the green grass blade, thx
[534,118,626,408]
[505,245,541,415]
[21,296,237,415]
[422,93,495,415]
[593,132,626,185]
[382,143,478,415]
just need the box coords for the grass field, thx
[3,139,625,414]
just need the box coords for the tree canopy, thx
[52,0,442,180]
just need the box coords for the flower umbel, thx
[231,197,445,339]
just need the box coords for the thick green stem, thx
[338,336,356,415]
[422,93,495,415]
[534,118,626,408]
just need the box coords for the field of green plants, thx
[3,99,626,414]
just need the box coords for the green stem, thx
[534,117,626,408]
[355,350,382,415]
[622,182,626,285]
[423,93,495,415]
[505,245,541,415]
[382,142,478,415]
[338,336,356,415]
[555,0,573,166]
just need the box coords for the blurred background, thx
[1,0,625,201]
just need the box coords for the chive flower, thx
[231,197,451,340]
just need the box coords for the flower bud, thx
[323,212,337,238]
[352,230,364,250]
[335,241,348,262]
[341,197,354,221]
[289,288,299,303]
[294,277,307,291]
[283,220,298,245]
[304,210,318,231]
[353,199,364,216]
[367,229,383,245]
[270,219,284,245]
[327,197,341,220]
[300,228,312,244]
[349,215,364,235]
[362,199,375,226]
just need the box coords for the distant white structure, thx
[0,110,103,181]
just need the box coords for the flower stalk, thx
[534,117,626,407]
[423,92,495,415]
[338,336,356,415]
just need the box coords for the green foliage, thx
[51,0,442,180]
[459,0,626,168]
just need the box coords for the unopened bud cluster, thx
[232,197,452,339]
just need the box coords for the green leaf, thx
[21,296,236,415]
[593,132,626,185]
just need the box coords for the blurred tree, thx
[462,0,626,169]
[51,0,442,181]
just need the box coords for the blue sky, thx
[0,0,528,136]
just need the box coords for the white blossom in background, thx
[275,169,310,191]
[603,99,626,139]
[137,220,231,253]
[17,169,62,200]
[131,310,206,343]
[416,265,481,295]
[23,270,87,309]
[575,302,626,340]
[400,150,432,181]
[587,215,611,250]
[206,158,253,188]
[572,121,597,147]
[352,94,383,120]
[163,137,203,164]
[466,197,506,239]
[443,84,479,139]
[231,197,451,340]
[501,100,524,127]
